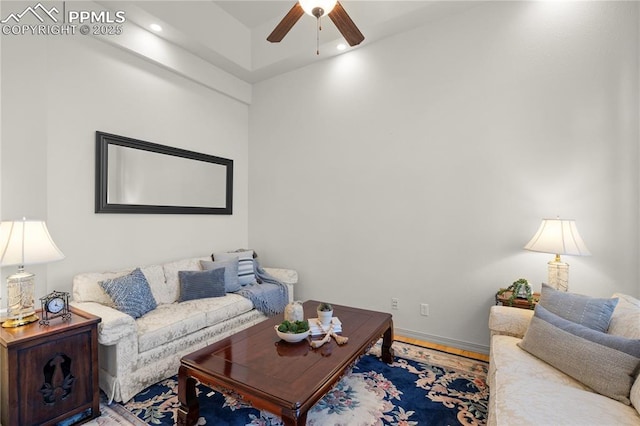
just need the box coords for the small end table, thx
[0,306,101,425]
[495,290,540,310]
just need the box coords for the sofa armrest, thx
[488,305,534,339]
[70,301,136,345]
[264,267,298,285]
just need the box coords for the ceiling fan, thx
[267,0,364,53]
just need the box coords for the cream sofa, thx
[70,256,297,403]
[487,293,640,425]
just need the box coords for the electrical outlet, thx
[420,303,429,316]
[391,298,399,310]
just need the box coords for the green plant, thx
[317,302,333,312]
[497,278,533,308]
[277,320,309,334]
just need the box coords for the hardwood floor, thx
[395,335,490,363]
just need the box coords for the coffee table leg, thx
[282,410,307,426]
[381,320,394,364]
[177,366,199,426]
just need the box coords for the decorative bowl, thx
[274,326,310,343]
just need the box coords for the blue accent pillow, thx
[539,283,619,332]
[199,259,241,293]
[178,268,226,302]
[99,268,157,319]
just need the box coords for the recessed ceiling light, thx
[150,24,162,32]
[336,43,347,51]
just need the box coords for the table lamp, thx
[0,218,65,327]
[524,218,590,292]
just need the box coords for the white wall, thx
[1,32,250,299]
[249,1,640,352]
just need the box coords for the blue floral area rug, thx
[122,341,488,425]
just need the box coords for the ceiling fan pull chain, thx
[316,16,320,55]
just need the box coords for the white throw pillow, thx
[608,293,640,339]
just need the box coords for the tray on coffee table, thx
[177,300,394,426]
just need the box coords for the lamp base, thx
[2,313,39,328]
[5,269,38,327]
[547,260,569,292]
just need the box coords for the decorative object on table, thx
[310,318,348,348]
[495,290,540,310]
[497,278,533,306]
[317,302,333,326]
[0,218,65,328]
[524,217,590,292]
[309,317,342,335]
[284,300,304,322]
[275,320,310,343]
[495,279,540,310]
[39,290,71,325]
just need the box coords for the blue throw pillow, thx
[539,283,619,332]
[178,268,226,302]
[200,259,241,293]
[99,268,157,319]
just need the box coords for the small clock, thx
[39,290,71,325]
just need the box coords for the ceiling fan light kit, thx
[299,0,337,17]
[267,1,364,54]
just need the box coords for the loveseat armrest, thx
[264,268,298,303]
[488,305,534,339]
[70,301,136,345]
[264,267,298,285]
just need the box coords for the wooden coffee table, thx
[177,300,394,426]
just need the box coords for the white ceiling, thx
[98,1,478,83]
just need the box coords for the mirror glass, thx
[96,132,233,214]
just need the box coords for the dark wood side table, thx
[0,306,101,425]
[495,290,540,310]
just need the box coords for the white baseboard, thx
[394,327,489,355]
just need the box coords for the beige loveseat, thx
[70,256,297,403]
[487,292,640,425]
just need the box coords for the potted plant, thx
[497,278,533,307]
[317,302,333,326]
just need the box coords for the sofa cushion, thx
[136,294,254,353]
[178,268,226,302]
[200,259,241,293]
[538,283,618,332]
[519,305,640,404]
[99,268,157,319]
[136,303,207,353]
[213,250,256,286]
[608,293,640,339]
[181,293,255,328]
[490,335,640,425]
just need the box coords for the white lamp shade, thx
[299,0,337,17]
[524,218,590,256]
[0,220,65,267]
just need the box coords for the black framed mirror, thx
[95,131,233,214]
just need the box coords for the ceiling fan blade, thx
[328,1,364,47]
[267,2,304,43]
